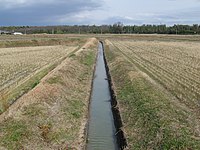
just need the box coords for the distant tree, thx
[192,24,198,34]
[112,22,124,34]
[2,23,200,35]
[56,29,63,34]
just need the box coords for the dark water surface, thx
[87,43,118,150]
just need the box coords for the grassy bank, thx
[0,39,97,149]
[0,45,82,114]
[0,63,57,114]
[105,40,200,149]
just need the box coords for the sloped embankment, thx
[102,41,127,149]
[0,38,97,149]
[104,39,200,149]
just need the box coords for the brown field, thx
[1,34,200,149]
[0,35,97,149]
[0,45,77,91]
[105,35,200,149]
[111,39,200,110]
[0,35,90,113]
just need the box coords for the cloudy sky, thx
[0,0,200,26]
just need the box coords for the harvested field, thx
[0,34,88,48]
[110,39,200,111]
[1,33,200,149]
[0,35,91,114]
[0,45,77,113]
[0,37,98,149]
[0,45,77,90]
[105,37,200,149]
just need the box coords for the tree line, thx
[1,23,200,35]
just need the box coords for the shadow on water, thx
[87,42,118,150]
[87,42,127,150]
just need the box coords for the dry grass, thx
[0,45,76,89]
[111,39,200,112]
[105,37,200,149]
[0,35,90,114]
[0,38,98,149]
[0,34,88,48]
[0,45,77,113]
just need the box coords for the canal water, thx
[87,42,118,150]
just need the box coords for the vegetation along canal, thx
[87,42,118,149]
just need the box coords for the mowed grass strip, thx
[0,39,97,149]
[105,40,200,149]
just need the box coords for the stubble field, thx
[105,35,200,149]
[0,45,77,91]
[1,34,200,149]
[0,45,80,113]
[111,39,200,110]
[0,35,97,149]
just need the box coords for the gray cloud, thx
[103,16,143,25]
[0,0,102,25]
[103,6,200,26]
[1,0,200,26]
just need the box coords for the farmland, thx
[0,35,90,113]
[111,39,200,110]
[105,36,200,149]
[0,35,97,149]
[1,34,200,149]
[0,45,77,91]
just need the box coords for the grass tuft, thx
[47,76,64,85]
[80,51,95,67]
[0,120,29,149]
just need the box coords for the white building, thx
[13,32,23,35]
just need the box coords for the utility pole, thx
[52,28,54,34]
